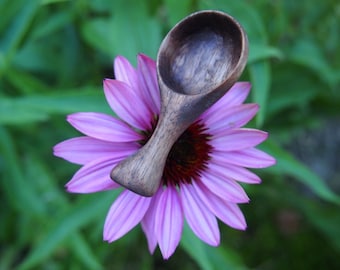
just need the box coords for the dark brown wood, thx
[111,10,249,196]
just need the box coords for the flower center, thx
[140,117,213,187]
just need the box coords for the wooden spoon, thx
[111,10,248,196]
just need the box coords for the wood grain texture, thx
[111,10,249,196]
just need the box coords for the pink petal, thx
[141,188,163,254]
[224,82,251,106]
[114,55,154,115]
[201,82,251,120]
[211,128,268,151]
[103,79,152,130]
[200,170,249,203]
[193,181,247,230]
[66,157,122,193]
[180,184,220,246]
[67,112,141,142]
[114,56,138,89]
[208,162,261,184]
[154,186,183,259]
[212,148,276,168]
[104,190,151,242]
[53,136,138,165]
[137,54,160,114]
[204,104,259,134]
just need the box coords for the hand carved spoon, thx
[111,10,248,196]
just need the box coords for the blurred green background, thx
[1,0,340,269]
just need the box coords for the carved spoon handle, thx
[110,90,188,196]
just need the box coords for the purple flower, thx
[54,54,275,259]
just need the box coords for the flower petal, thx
[224,82,251,106]
[104,190,151,242]
[141,188,163,254]
[114,56,138,88]
[137,54,161,114]
[154,186,183,259]
[204,104,259,134]
[208,162,261,184]
[211,128,268,151]
[66,157,122,193]
[180,184,220,246]
[212,148,276,168]
[200,170,249,203]
[201,82,251,120]
[104,79,152,130]
[53,136,138,165]
[193,181,247,230]
[67,112,141,142]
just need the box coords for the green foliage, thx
[1,0,339,269]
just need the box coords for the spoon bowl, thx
[159,11,245,96]
[111,10,248,196]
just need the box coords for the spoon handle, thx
[110,92,189,196]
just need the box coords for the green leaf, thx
[30,10,73,40]
[0,0,25,35]
[163,0,193,27]
[0,0,39,55]
[82,0,162,64]
[4,67,50,94]
[267,63,323,116]
[0,126,46,216]
[248,61,271,127]
[181,223,214,270]
[289,39,337,86]
[199,0,267,44]
[16,152,103,269]
[205,245,247,270]
[248,43,283,63]
[298,197,340,251]
[111,4,161,62]
[181,223,247,270]
[11,25,80,81]
[18,191,118,270]
[69,234,103,270]
[41,0,70,4]
[17,88,110,114]
[0,245,17,270]
[81,19,112,56]
[0,88,111,124]
[262,140,340,205]
[0,98,48,124]
[22,152,68,208]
